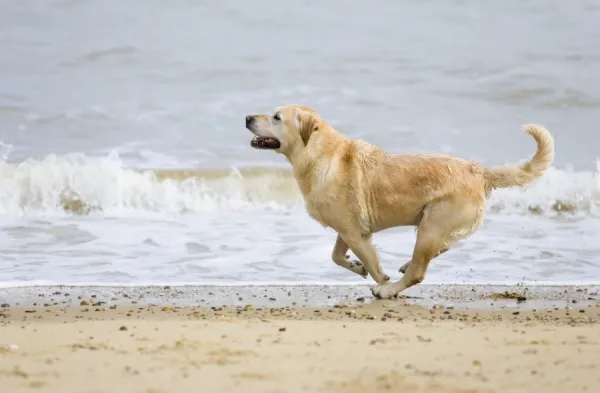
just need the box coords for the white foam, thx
[489,163,600,216]
[0,152,302,216]
[1,152,599,217]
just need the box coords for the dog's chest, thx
[304,198,329,227]
[304,180,346,229]
[296,168,336,228]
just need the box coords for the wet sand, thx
[1,285,600,393]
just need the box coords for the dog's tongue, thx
[251,137,281,149]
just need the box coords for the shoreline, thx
[1,284,599,310]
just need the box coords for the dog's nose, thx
[245,115,253,127]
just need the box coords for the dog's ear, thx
[297,110,320,146]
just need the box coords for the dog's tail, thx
[484,124,554,190]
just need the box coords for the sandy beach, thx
[1,285,599,393]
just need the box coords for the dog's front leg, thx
[341,233,390,285]
[331,234,368,278]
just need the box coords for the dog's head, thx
[245,105,321,155]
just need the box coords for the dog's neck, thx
[286,124,346,163]
[285,126,349,196]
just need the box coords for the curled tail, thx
[485,124,555,189]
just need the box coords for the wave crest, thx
[1,153,598,216]
[0,153,301,215]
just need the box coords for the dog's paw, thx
[371,283,398,300]
[398,262,409,274]
[349,260,368,278]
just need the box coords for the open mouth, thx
[251,136,281,149]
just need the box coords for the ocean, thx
[1,0,599,287]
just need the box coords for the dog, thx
[245,105,554,299]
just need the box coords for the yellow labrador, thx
[245,105,554,299]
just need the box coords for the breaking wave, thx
[1,152,599,217]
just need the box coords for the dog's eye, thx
[273,113,281,121]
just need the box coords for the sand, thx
[1,284,600,393]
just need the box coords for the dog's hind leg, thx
[372,198,484,299]
[398,247,449,273]
[331,234,368,278]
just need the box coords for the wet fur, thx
[245,105,555,299]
